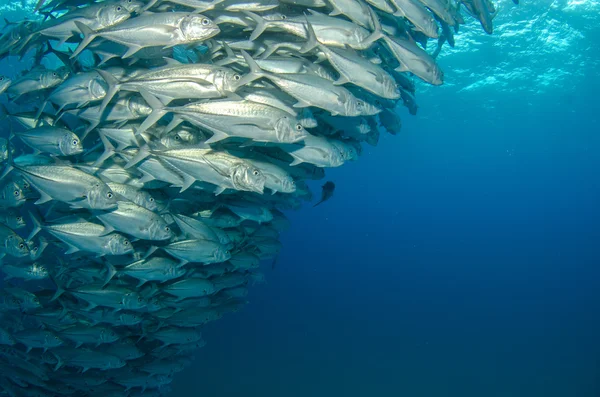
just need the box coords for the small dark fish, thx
[313,181,335,207]
[513,0,519,4]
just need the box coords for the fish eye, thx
[117,6,122,10]
[295,124,303,130]
[18,243,25,249]
[357,101,364,108]
[233,74,241,81]
[281,14,286,19]
[0,77,3,81]
[149,197,154,202]
[165,226,170,231]
[107,192,113,198]
[54,336,59,340]
[174,135,180,140]
[52,72,57,76]
[202,18,210,25]
[137,297,143,302]
[72,139,79,146]
[13,190,19,197]
[16,217,22,222]
[124,241,129,245]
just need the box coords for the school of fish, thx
[0,0,514,395]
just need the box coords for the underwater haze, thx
[1,0,599,396]
[170,2,600,397]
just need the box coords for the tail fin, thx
[362,6,385,48]
[102,260,117,287]
[94,68,121,121]
[50,274,65,302]
[27,211,43,241]
[71,21,97,59]
[137,89,167,136]
[236,50,264,88]
[243,11,268,41]
[300,17,319,54]
[94,130,116,166]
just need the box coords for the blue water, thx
[2,0,599,396]
[168,3,600,396]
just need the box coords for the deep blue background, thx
[1,1,599,396]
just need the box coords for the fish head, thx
[123,292,146,310]
[7,210,26,230]
[355,98,381,116]
[137,191,158,211]
[3,180,26,206]
[214,246,231,263]
[299,108,318,129]
[220,69,244,93]
[5,234,30,258]
[274,116,309,143]
[58,132,84,156]
[231,163,266,194]
[149,220,175,241]
[100,328,119,343]
[119,312,142,326]
[108,356,127,369]
[119,0,144,13]
[106,233,134,255]
[45,331,63,348]
[29,263,49,280]
[365,128,380,146]
[128,94,152,117]
[161,129,198,148]
[89,77,107,101]
[180,14,221,42]
[0,75,11,93]
[97,4,132,29]
[86,182,118,210]
[279,175,296,193]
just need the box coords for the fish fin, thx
[125,144,150,169]
[293,100,311,108]
[49,272,67,301]
[122,45,143,59]
[75,342,83,348]
[164,116,183,134]
[64,245,80,255]
[214,186,227,196]
[289,156,303,166]
[94,131,116,167]
[27,211,43,241]
[97,219,115,236]
[94,69,120,122]
[34,190,53,205]
[135,279,147,288]
[71,21,97,59]
[179,173,196,192]
[243,11,267,41]
[329,8,342,16]
[81,367,89,373]
[237,50,264,88]
[300,18,319,54]
[313,199,325,207]
[25,346,32,353]
[333,76,350,86]
[204,130,229,145]
[362,6,385,47]
[140,245,158,260]
[137,89,167,135]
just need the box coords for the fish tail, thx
[300,17,319,54]
[363,6,385,47]
[27,210,43,242]
[71,21,97,59]
[94,130,117,167]
[312,199,325,207]
[95,68,121,122]
[137,88,167,136]
[103,260,117,287]
[243,11,268,42]
[237,50,264,87]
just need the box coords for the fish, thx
[313,181,335,207]
[0,0,510,393]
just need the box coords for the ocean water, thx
[1,0,599,396]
